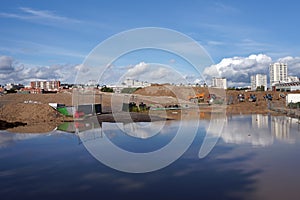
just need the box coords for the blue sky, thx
[0,0,300,86]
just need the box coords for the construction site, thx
[0,85,299,133]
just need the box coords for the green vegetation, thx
[121,87,141,94]
[6,89,17,93]
[227,87,236,90]
[100,86,114,93]
[122,102,149,112]
[256,85,265,91]
[130,105,140,112]
[288,102,300,109]
[227,87,250,91]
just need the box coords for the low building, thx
[30,81,60,91]
[123,79,151,87]
[107,79,151,93]
[273,81,300,92]
[288,76,299,82]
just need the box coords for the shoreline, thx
[0,90,299,132]
[1,108,297,133]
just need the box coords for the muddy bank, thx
[0,120,27,130]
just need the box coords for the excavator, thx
[188,93,205,102]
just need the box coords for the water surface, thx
[0,114,300,200]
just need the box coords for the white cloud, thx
[207,40,225,46]
[203,54,272,86]
[0,56,78,85]
[213,2,240,14]
[0,7,81,27]
[121,62,188,84]
[203,54,300,87]
[277,56,300,77]
[126,62,149,78]
[169,59,176,63]
[0,56,14,72]
[1,55,299,87]
[193,79,202,84]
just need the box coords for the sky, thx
[0,0,300,87]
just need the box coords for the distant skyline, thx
[1,0,300,86]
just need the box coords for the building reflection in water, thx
[221,115,273,147]
[252,114,269,129]
[220,114,299,146]
[271,115,292,141]
[55,114,299,147]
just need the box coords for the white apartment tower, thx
[212,77,227,89]
[269,63,287,86]
[251,74,267,91]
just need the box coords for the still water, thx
[1,114,300,200]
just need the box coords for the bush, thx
[288,102,300,109]
[5,89,17,93]
[100,86,114,93]
[227,87,236,90]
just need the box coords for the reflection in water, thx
[57,117,101,133]
[219,114,299,146]
[0,114,300,199]
[122,121,165,139]
[79,121,179,156]
[59,117,170,141]
[0,130,55,148]
[252,114,269,129]
[0,120,260,200]
[271,115,292,141]
[220,115,273,146]
[54,114,300,148]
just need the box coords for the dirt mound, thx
[135,85,211,99]
[0,103,66,123]
[134,85,227,103]
[134,85,179,97]
[0,93,72,107]
[135,85,289,114]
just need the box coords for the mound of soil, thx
[134,85,227,102]
[0,93,72,107]
[134,85,209,99]
[0,103,66,123]
[135,85,289,114]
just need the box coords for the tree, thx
[100,86,114,93]
[227,86,236,90]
